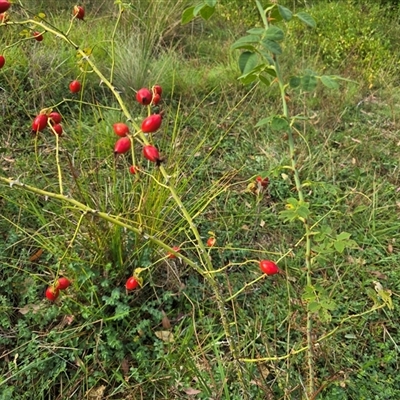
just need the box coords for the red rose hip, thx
[141,114,162,133]
[114,137,131,154]
[142,145,160,163]
[136,88,152,105]
[32,114,48,132]
[0,55,5,69]
[125,276,139,290]
[49,112,62,125]
[0,1,11,13]
[56,277,71,290]
[259,260,279,275]
[69,80,81,93]
[51,124,63,136]
[33,31,43,41]
[73,5,85,20]
[113,122,129,137]
[45,286,60,301]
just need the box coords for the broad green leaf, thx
[336,232,351,241]
[238,63,266,77]
[320,299,336,311]
[296,11,316,28]
[234,44,258,52]
[238,73,258,85]
[270,115,290,131]
[289,76,301,88]
[265,26,284,41]
[181,6,195,24]
[200,5,215,20]
[279,209,298,222]
[269,7,284,23]
[297,205,310,219]
[262,39,282,55]
[318,308,332,323]
[255,117,273,127]
[301,75,317,91]
[231,35,260,50]
[334,240,345,253]
[302,285,316,301]
[286,197,299,207]
[308,302,321,312]
[205,0,217,6]
[259,74,272,86]
[320,75,339,89]
[238,51,259,74]
[259,49,275,65]
[278,5,292,21]
[247,27,265,35]
[193,3,204,16]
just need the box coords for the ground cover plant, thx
[1,0,400,399]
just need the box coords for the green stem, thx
[274,25,315,400]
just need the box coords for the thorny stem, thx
[2,17,246,393]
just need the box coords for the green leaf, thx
[278,5,293,21]
[301,75,317,91]
[205,0,217,6]
[296,11,316,28]
[193,3,204,16]
[247,27,265,35]
[200,5,215,20]
[255,117,273,127]
[334,240,345,253]
[259,49,275,65]
[308,302,321,312]
[259,74,272,86]
[269,7,283,23]
[302,285,316,301]
[320,299,336,311]
[344,333,357,339]
[320,75,339,89]
[336,232,351,241]
[289,76,301,88]
[238,73,258,85]
[270,115,290,131]
[238,51,259,74]
[262,39,282,55]
[265,26,284,41]
[297,205,310,219]
[318,308,332,323]
[181,6,195,25]
[231,35,260,50]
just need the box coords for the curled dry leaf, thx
[86,385,106,400]
[19,303,42,315]
[370,270,388,280]
[182,387,202,396]
[155,330,174,343]
[161,310,171,329]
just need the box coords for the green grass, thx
[1,1,400,399]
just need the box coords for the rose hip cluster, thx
[45,277,71,302]
[32,111,63,136]
[113,84,163,172]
